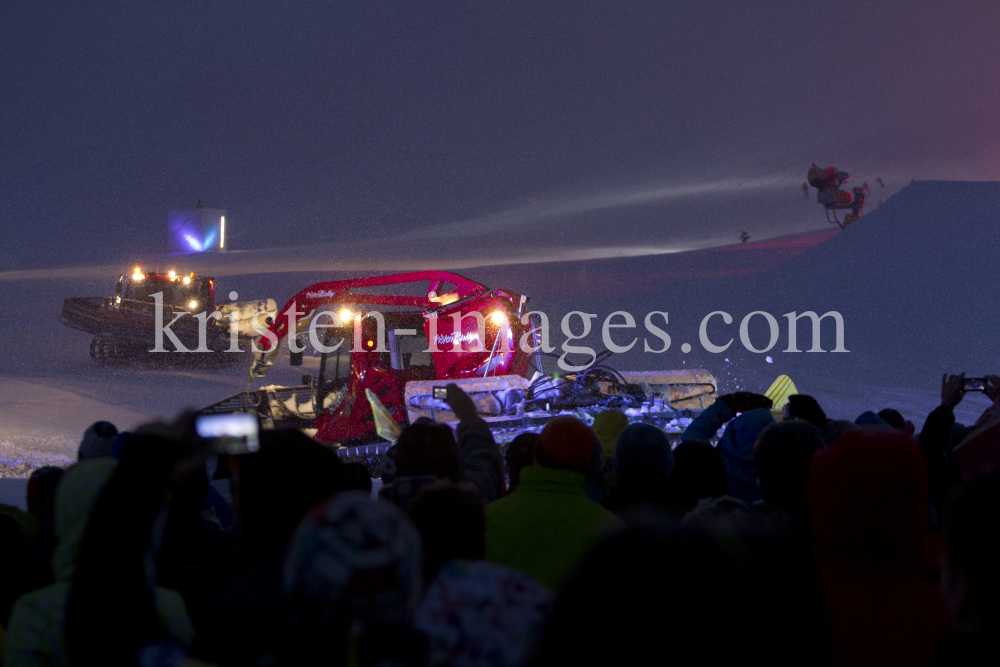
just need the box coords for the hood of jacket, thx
[716,408,774,503]
[718,408,774,464]
[51,458,118,582]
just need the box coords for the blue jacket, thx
[682,402,774,503]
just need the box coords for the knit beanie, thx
[538,416,597,468]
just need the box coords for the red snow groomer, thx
[808,165,867,228]
[201,270,716,448]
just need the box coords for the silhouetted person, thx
[785,394,829,430]
[682,392,775,503]
[754,421,823,521]
[604,424,674,512]
[7,441,197,667]
[920,374,967,520]
[380,419,461,510]
[408,482,486,584]
[274,494,426,667]
[877,408,906,430]
[486,416,623,591]
[808,431,948,667]
[529,521,829,667]
[381,384,504,508]
[195,430,343,667]
[820,420,856,447]
[938,470,1000,664]
[0,513,30,627]
[669,440,728,512]
[24,466,64,593]
[504,432,538,493]
[77,421,117,460]
[415,559,552,667]
[340,461,373,494]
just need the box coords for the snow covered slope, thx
[466,181,999,385]
[0,181,996,465]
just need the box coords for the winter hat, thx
[614,424,675,481]
[282,492,423,627]
[538,416,598,468]
[876,409,907,431]
[854,411,892,429]
[592,410,630,455]
[110,431,131,459]
[415,560,554,667]
[78,421,118,460]
[820,420,856,448]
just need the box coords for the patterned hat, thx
[415,560,554,667]
[282,492,423,627]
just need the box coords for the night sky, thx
[3,1,1000,272]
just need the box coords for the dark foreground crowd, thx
[0,374,999,667]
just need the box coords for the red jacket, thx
[807,431,949,667]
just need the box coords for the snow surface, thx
[0,181,997,481]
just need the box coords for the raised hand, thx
[941,373,966,409]
[719,391,773,414]
[984,375,1000,404]
[445,382,477,419]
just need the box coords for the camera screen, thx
[964,378,986,392]
[196,413,260,454]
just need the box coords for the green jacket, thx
[4,460,195,667]
[485,466,624,592]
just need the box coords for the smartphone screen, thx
[964,377,986,392]
[196,413,261,454]
[433,386,448,400]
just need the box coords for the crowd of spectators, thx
[0,373,998,667]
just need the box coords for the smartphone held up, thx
[964,377,987,392]
[195,413,261,455]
